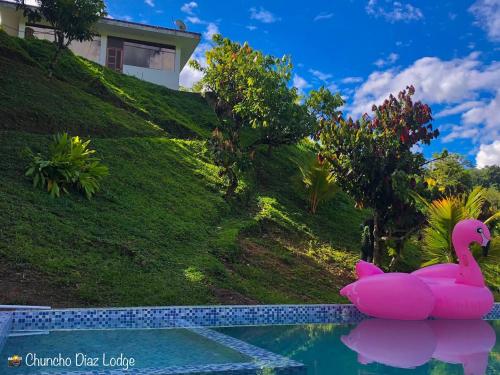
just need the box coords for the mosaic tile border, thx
[34,362,305,375]
[11,304,367,331]
[0,312,12,353]
[186,325,302,368]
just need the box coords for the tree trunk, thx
[373,212,382,265]
[224,168,238,199]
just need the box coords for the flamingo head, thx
[452,219,491,256]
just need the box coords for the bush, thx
[298,157,339,214]
[25,133,108,198]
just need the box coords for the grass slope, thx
[0,31,366,307]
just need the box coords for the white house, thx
[0,0,200,90]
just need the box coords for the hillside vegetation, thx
[0,31,367,307]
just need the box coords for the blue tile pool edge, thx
[0,312,12,352]
[10,304,368,331]
[11,303,500,332]
[9,303,500,331]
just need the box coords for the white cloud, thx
[469,0,500,41]
[293,74,311,95]
[249,7,280,23]
[327,83,339,93]
[314,12,334,21]
[145,0,154,7]
[350,53,500,147]
[462,91,500,139]
[374,52,399,68]
[476,140,500,168]
[186,16,203,24]
[442,125,480,143]
[246,25,258,31]
[366,0,423,23]
[341,76,364,84]
[435,101,483,118]
[181,1,198,15]
[351,53,500,116]
[180,21,221,89]
[309,69,333,81]
[203,23,219,40]
[180,42,211,88]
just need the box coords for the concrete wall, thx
[0,6,20,37]
[123,64,179,90]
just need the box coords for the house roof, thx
[101,17,201,38]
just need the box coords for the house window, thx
[121,40,175,71]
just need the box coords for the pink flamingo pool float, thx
[342,319,496,374]
[340,219,494,320]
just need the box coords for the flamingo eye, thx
[477,228,483,234]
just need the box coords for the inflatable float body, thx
[340,219,494,320]
[341,319,496,375]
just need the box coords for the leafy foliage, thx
[426,152,473,196]
[25,133,108,198]
[471,165,500,189]
[191,35,315,196]
[298,157,339,214]
[416,187,497,265]
[312,85,439,264]
[17,0,106,73]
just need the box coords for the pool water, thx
[1,328,250,373]
[1,319,498,374]
[218,320,500,375]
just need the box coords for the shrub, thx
[416,186,499,265]
[25,133,108,198]
[298,157,339,214]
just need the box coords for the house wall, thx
[123,65,179,90]
[0,6,20,36]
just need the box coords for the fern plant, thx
[26,133,109,199]
[416,187,499,266]
[299,158,339,214]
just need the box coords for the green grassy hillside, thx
[0,31,366,307]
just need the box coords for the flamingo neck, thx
[455,242,485,287]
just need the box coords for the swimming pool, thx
[1,304,499,374]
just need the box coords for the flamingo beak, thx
[481,233,490,256]
[482,241,490,257]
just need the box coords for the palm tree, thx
[416,186,499,266]
[299,158,339,214]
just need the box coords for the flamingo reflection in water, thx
[341,319,496,375]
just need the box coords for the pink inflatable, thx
[340,219,494,320]
[341,319,496,374]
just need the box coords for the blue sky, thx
[105,0,500,167]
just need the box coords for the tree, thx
[471,165,500,189]
[312,85,439,265]
[191,35,315,197]
[17,0,106,75]
[426,152,473,196]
